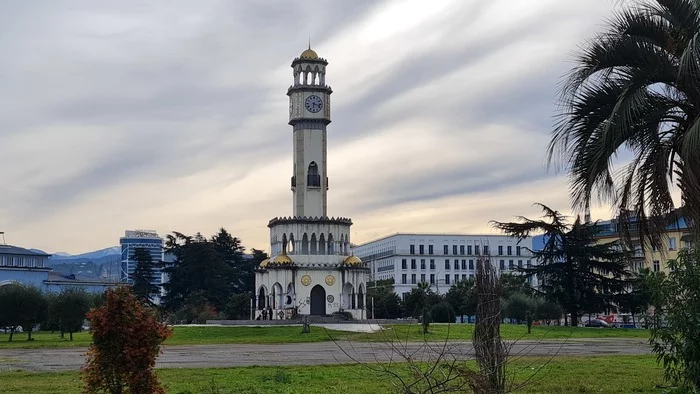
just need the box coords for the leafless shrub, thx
[329,255,566,393]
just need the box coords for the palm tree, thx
[491,203,630,327]
[549,0,700,248]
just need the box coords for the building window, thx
[500,260,505,270]
[410,244,415,254]
[467,245,473,255]
[430,259,435,269]
[483,245,489,255]
[516,246,521,256]
[445,274,450,285]
[527,260,532,269]
[401,274,407,284]
[430,274,435,284]
[454,274,459,284]
[475,245,480,255]
[421,274,426,283]
[420,259,426,270]
[507,246,512,255]
[411,259,417,270]
[444,259,450,269]
[462,274,467,281]
[669,237,677,250]
[419,245,424,255]
[460,245,465,255]
[453,245,458,255]
[509,260,515,270]
[454,259,459,270]
[498,245,503,255]
[402,259,407,270]
[461,259,466,270]
[428,245,434,255]
[518,260,523,268]
[411,274,416,284]
[469,259,474,270]
[443,245,448,254]
[307,162,321,186]
[653,260,660,272]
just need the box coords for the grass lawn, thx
[354,323,649,343]
[0,323,649,349]
[0,355,664,393]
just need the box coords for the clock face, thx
[305,95,323,113]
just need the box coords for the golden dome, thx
[300,48,319,59]
[343,255,363,267]
[271,253,293,265]
[259,258,270,268]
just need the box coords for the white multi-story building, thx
[352,233,537,299]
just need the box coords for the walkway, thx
[0,338,650,372]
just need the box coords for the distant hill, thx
[50,246,121,260]
[47,246,122,282]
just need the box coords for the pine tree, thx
[492,203,630,327]
[130,248,158,302]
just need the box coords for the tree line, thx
[129,227,267,323]
[0,285,101,341]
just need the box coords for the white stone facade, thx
[352,233,538,300]
[254,48,368,320]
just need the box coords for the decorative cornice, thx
[287,85,333,95]
[268,216,353,228]
[291,57,329,66]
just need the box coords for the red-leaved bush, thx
[82,286,172,394]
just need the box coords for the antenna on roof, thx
[308,36,311,49]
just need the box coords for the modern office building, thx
[352,233,537,300]
[119,230,165,303]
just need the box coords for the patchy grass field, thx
[0,323,649,349]
[0,355,663,393]
[355,323,650,343]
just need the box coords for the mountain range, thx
[28,246,123,282]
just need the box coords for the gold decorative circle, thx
[301,275,312,286]
[325,275,336,286]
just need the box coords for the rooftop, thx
[0,244,51,257]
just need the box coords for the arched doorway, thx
[257,286,267,310]
[310,285,326,316]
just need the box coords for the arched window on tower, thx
[328,233,335,255]
[301,233,309,254]
[307,162,321,187]
[310,233,317,254]
[319,234,326,254]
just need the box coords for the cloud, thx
[0,0,620,254]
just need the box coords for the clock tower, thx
[287,47,332,218]
[254,47,368,321]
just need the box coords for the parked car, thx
[585,319,610,328]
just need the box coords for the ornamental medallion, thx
[301,275,312,286]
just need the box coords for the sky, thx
[0,0,627,255]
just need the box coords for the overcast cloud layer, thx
[0,0,622,254]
